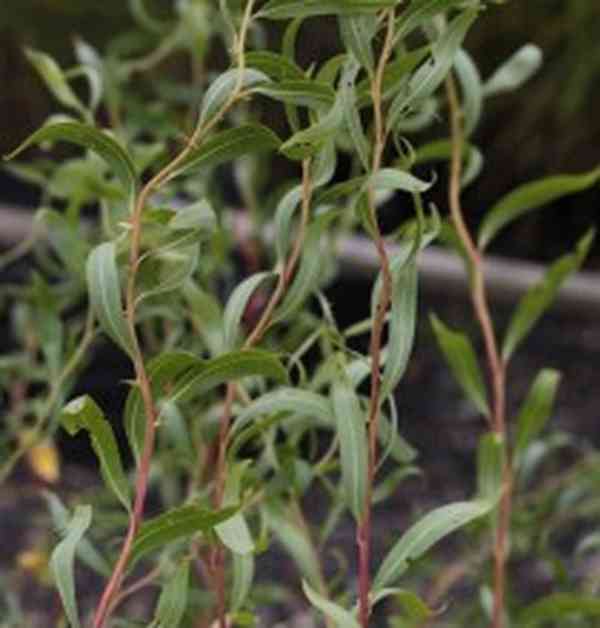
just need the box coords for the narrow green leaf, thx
[477,432,504,501]
[215,461,254,555]
[223,272,277,350]
[170,349,289,405]
[331,362,368,521]
[130,504,238,567]
[430,313,490,417]
[502,229,595,361]
[302,580,360,628]
[25,48,87,118]
[259,0,398,20]
[388,9,478,131]
[200,68,269,125]
[245,51,305,81]
[368,168,433,194]
[43,492,111,577]
[454,48,482,136]
[125,351,200,462]
[168,124,281,180]
[341,57,371,170]
[356,46,430,108]
[4,122,137,208]
[41,209,90,279]
[49,505,92,628]
[152,562,190,628]
[169,199,217,233]
[86,242,135,356]
[370,588,431,620]
[393,0,470,42]
[339,14,377,73]
[231,387,333,438]
[279,94,345,160]
[275,185,303,261]
[231,553,255,612]
[273,210,338,322]
[255,79,336,108]
[478,168,600,250]
[520,593,600,626]
[373,499,493,591]
[381,259,418,399]
[61,395,131,511]
[483,44,543,97]
[265,505,324,590]
[514,369,561,465]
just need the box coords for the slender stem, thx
[210,158,313,627]
[445,74,510,628]
[357,11,396,628]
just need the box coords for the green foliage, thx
[1,1,597,627]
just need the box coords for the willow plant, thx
[1,1,599,628]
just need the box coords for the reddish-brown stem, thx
[445,75,510,628]
[93,3,259,626]
[210,159,313,628]
[357,11,396,628]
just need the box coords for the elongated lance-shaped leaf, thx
[223,271,277,350]
[373,499,493,592]
[259,0,399,20]
[43,491,111,577]
[4,122,138,211]
[454,48,482,136]
[393,0,471,42]
[245,51,305,81]
[519,593,600,626]
[61,395,131,511]
[130,504,238,567]
[86,242,135,356]
[168,124,281,181]
[483,44,543,97]
[429,313,490,417]
[502,229,595,361]
[477,432,504,501]
[388,9,478,131]
[265,505,324,590]
[478,168,600,250]
[339,14,377,74]
[125,351,200,462]
[231,553,255,612]
[215,461,255,555]
[331,359,368,522]
[50,505,92,628]
[25,48,88,119]
[356,46,430,108]
[381,258,418,399]
[367,167,433,195]
[151,562,190,628]
[279,90,346,160]
[199,68,270,125]
[168,349,289,406]
[230,386,333,437]
[255,79,336,108]
[273,209,339,322]
[369,587,431,619]
[341,56,371,171]
[303,580,360,628]
[514,369,561,466]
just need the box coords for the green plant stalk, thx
[210,157,314,628]
[358,10,396,628]
[91,6,258,619]
[445,74,511,628]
